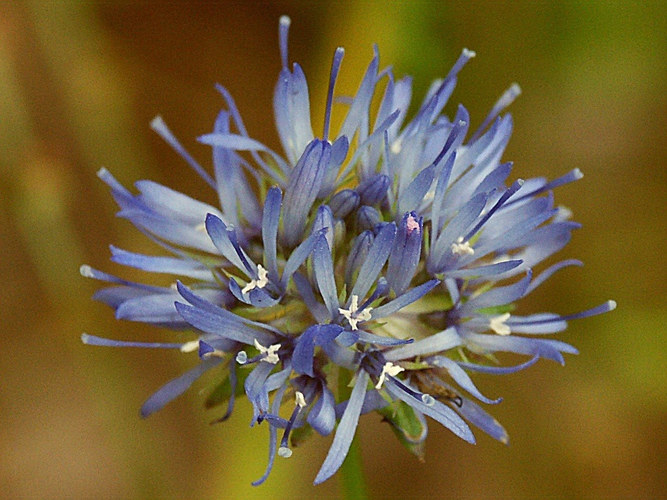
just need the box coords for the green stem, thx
[340,435,368,500]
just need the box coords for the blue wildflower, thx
[82,15,615,486]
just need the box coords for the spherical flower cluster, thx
[82,16,614,485]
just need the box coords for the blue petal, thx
[385,327,461,361]
[339,51,379,140]
[274,63,314,165]
[110,246,216,281]
[350,222,396,301]
[357,174,390,206]
[175,301,275,346]
[205,213,249,273]
[293,273,330,324]
[293,324,344,377]
[356,331,413,346]
[307,383,336,436]
[398,164,435,215]
[150,116,215,188]
[334,388,389,418]
[457,272,532,316]
[141,358,219,417]
[355,205,382,232]
[251,384,287,486]
[463,332,578,364]
[116,292,185,324]
[385,377,475,444]
[135,180,222,226]
[314,370,369,485]
[262,187,282,282]
[281,140,331,248]
[386,213,424,295]
[345,231,373,290]
[312,205,335,249]
[457,355,539,374]
[329,189,360,219]
[312,235,339,318]
[444,260,523,279]
[81,333,184,349]
[371,279,440,319]
[280,230,323,290]
[244,362,276,424]
[427,356,501,404]
[176,281,283,335]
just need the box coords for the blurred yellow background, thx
[1,1,665,498]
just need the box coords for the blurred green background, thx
[1,1,665,498]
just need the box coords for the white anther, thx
[179,340,200,353]
[278,446,292,458]
[195,222,207,233]
[451,236,475,256]
[338,295,373,331]
[254,339,281,364]
[489,312,511,335]
[390,139,402,154]
[241,264,269,294]
[375,361,405,389]
[295,391,306,408]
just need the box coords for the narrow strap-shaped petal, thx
[262,187,282,282]
[311,205,335,249]
[385,327,461,361]
[371,280,440,320]
[398,164,435,215]
[456,355,539,374]
[81,333,185,349]
[116,293,186,324]
[281,140,331,248]
[427,356,501,404]
[386,213,424,295]
[350,222,396,300]
[314,370,369,485]
[463,331,578,364]
[444,260,523,279]
[135,180,223,226]
[175,301,275,346]
[429,160,455,251]
[109,246,216,281]
[204,213,248,273]
[176,281,283,335]
[251,383,287,486]
[307,383,336,436]
[385,377,475,443]
[312,235,340,318]
[293,324,344,377]
[244,361,276,425]
[457,272,532,316]
[355,331,413,346]
[293,272,329,324]
[526,259,582,294]
[150,116,216,188]
[80,265,165,293]
[141,358,220,417]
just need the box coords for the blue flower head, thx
[82,16,615,485]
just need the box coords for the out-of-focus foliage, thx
[1,1,664,498]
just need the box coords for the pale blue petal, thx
[314,370,369,485]
[350,222,396,300]
[141,358,219,417]
[385,327,461,361]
